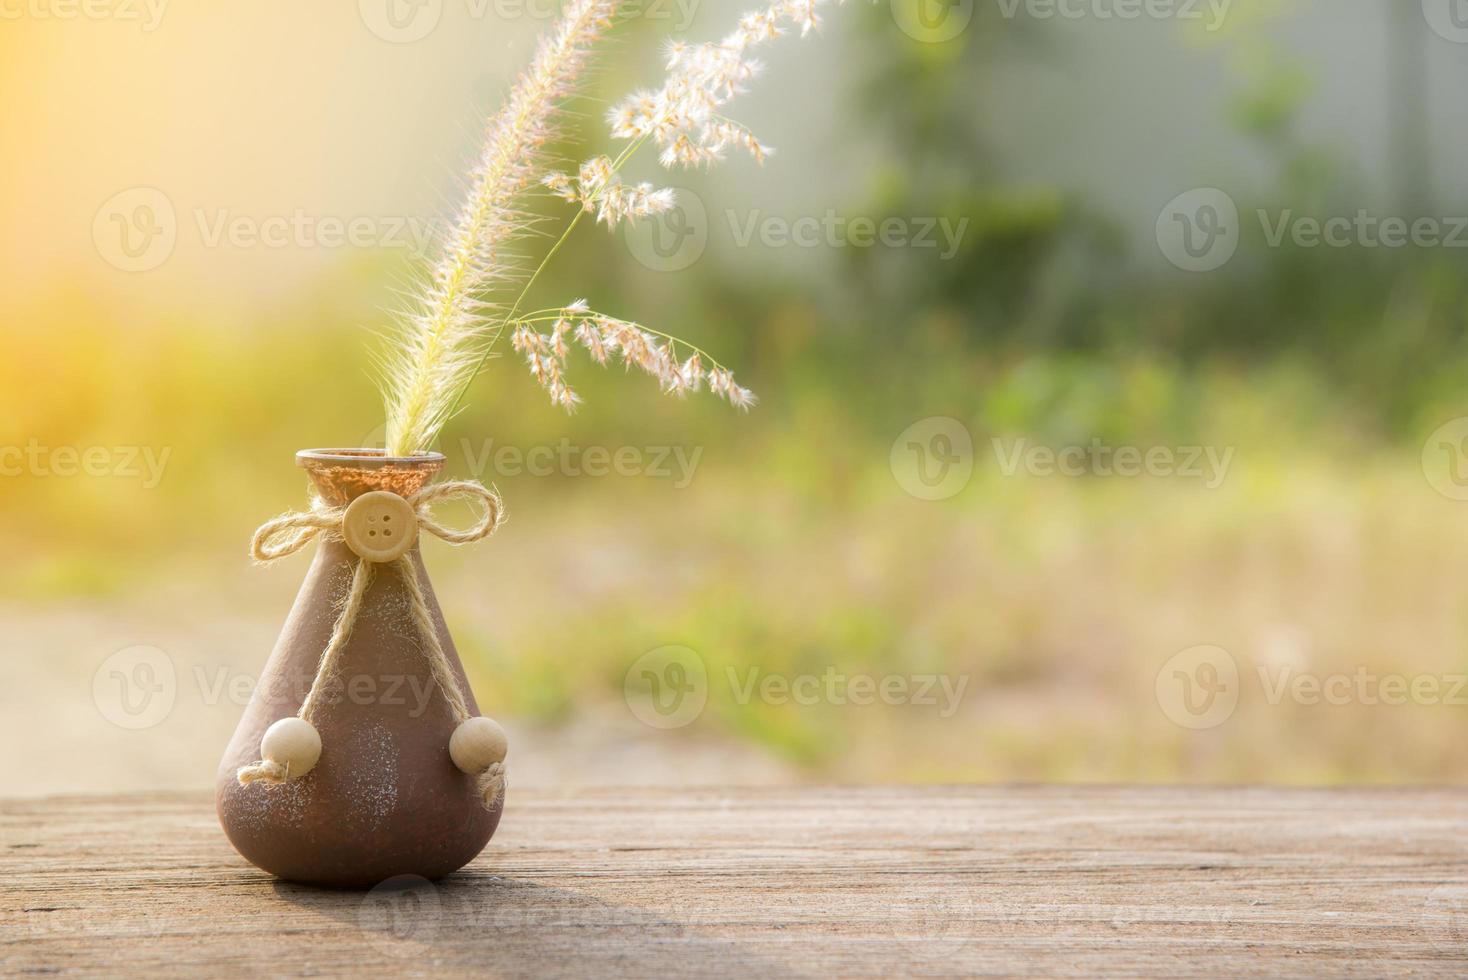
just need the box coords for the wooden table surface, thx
[5,787,1468,977]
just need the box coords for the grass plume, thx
[382,0,619,455]
[524,0,842,410]
[382,0,839,432]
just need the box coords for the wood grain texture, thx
[4,788,1468,977]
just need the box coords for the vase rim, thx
[296,448,447,468]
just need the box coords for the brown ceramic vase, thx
[216,449,500,888]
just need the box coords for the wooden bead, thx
[449,717,508,774]
[342,491,418,563]
[260,717,322,779]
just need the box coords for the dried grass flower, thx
[509,303,757,411]
[380,0,839,433]
[381,0,618,454]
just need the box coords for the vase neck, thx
[296,448,446,505]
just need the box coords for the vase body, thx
[216,449,500,888]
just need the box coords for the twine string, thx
[396,556,471,722]
[299,558,376,724]
[237,480,507,808]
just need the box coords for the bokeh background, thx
[6,0,1468,795]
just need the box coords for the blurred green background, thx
[6,0,1468,793]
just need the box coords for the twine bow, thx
[250,480,502,562]
[238,480,508,810]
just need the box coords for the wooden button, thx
[342,491,418,563]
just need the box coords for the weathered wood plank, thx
[4,788,1468,977]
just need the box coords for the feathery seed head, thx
[380,0,619,455]
[512,305,753,412]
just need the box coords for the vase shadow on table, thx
[271,874,800,977]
